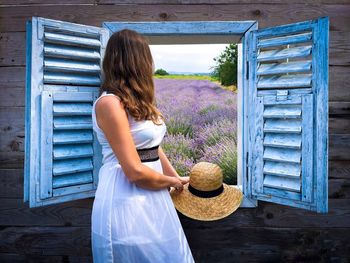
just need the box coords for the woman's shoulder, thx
[100,90,122,101]
[94,92,124,114]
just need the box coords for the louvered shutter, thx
[24,17,109,208]
[247,17,329,213]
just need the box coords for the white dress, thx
[91,91,195,263]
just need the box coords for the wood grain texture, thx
[329,161,350,179]
[0,4,350,32]
[329,134,350,161]
[1,224,348,262]
[0,196,349,228]
[0,0,94,4]
[2,0,350,4]
[96,0,350,4]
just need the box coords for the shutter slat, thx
[44,32,101,48]
[53,171,93,188]
[263,186,301,201]
[44,44,100,61]
[264,133,301,149]
[53,103,92,116]
[257,45,312,62]
[264,161,301,178]
[263,147,301,164]
[53,144,93,160]
[257,60,311,75]
[54,116,92,130]
[53,92,93,102]
[258,74,312,89]
[44,72,100,86]
[264,104,302,118]
[263,174,300,192]
[53,130,93,145]
[53,158,93,176]
[264,119,302,133]
[45,58,100,74]
[258,32,312,48]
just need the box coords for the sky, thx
[149,44,228,74]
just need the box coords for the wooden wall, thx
[0,1,349,262]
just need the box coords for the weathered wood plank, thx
[0,88,24,107]
[329,66,350,101]
[0,253,67,262]
[329,134,350,161]
[329,101,350,134]
[329,31,350,66]
[2,0,350,4]
[0,197,348,228]
[0,169,23,198]
[1,197,350,228]
[183,200,350,229]
[0,4,350,32]
[329,116,350,134]
[329,179,350,199]
[0,107,24,169]
[210,4,350,32]
[0,0,94,4]
[2,225,349,262]
[0,197,93,226]
[329,101,350,116]
[0,226,92,255]
[329,160,350,179]
[0,32,23,66]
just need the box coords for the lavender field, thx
[154,79,238,185]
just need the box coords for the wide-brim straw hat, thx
[170,161,243,221]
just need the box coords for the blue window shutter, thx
[24,17,109,208]
[247,17,329,213]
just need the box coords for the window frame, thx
[103,21,259,208]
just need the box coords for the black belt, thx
[136,145,160,162]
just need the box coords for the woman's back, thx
[91,91,167,165]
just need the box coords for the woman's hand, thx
[167,177,184,192]
[167,176,190,192]
[178,176,189,185]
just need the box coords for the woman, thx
[91,29,195,263]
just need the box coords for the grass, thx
[153,74,214,81]
[211,80,237,93]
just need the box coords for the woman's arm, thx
[95,96,183,191]
[158,146,181,179]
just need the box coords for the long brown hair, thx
[100,29,164,126]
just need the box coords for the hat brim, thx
[170,183,243,221]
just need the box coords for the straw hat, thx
[170,161,243,221]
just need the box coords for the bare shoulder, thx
[95,95,128,128]
[95,95,124,114]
